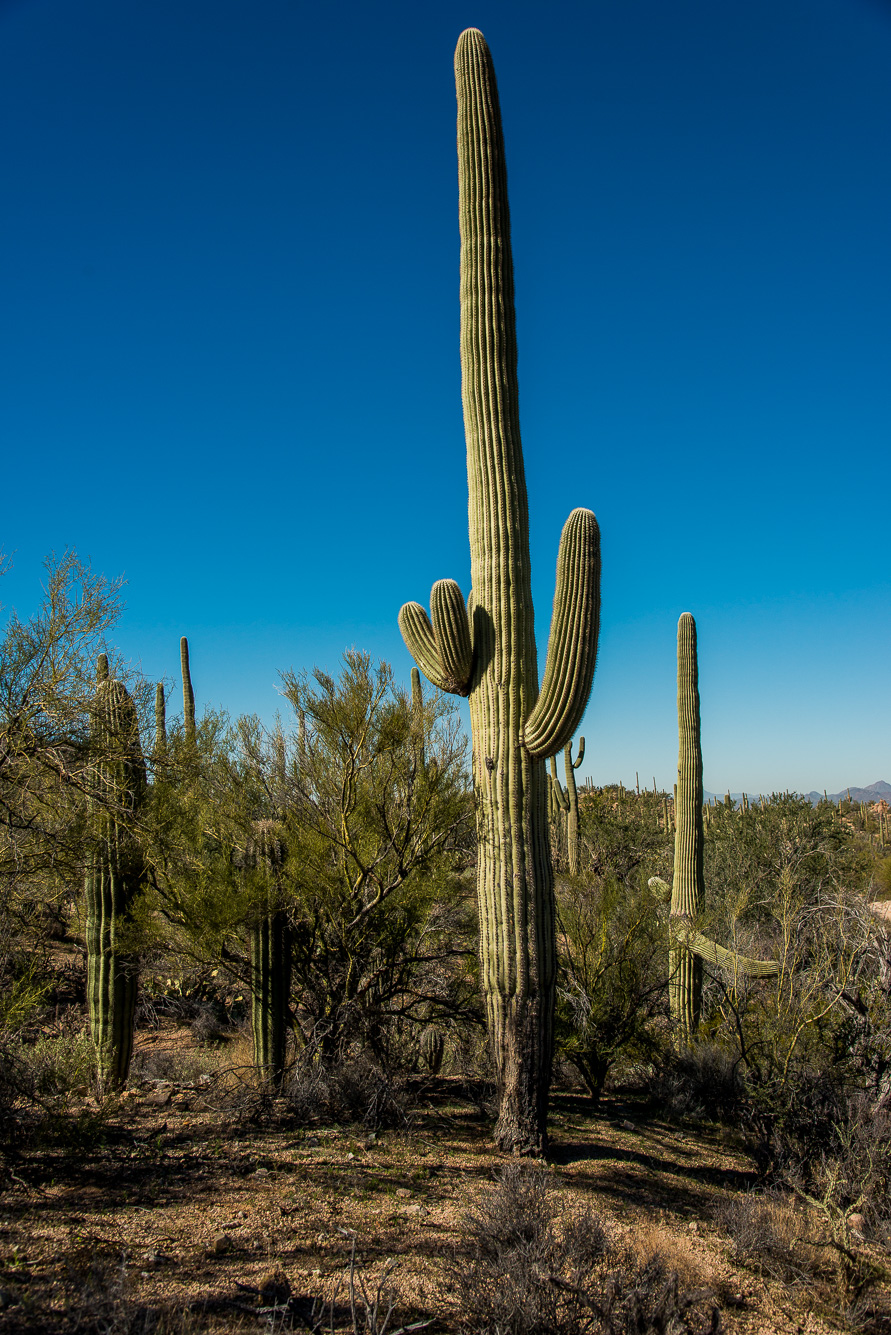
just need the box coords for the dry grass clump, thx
[449,1162,720,1335]
[719,1190,889,1332]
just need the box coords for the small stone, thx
[347,1152,355,1161]
[149,1088,172,1107]
[253,1167,269,1177]
[395,1188,411,1198]
[212,1233,233,1255]
[688,1222,698,1232]
[404,1204,425,1216]
[364,1133,377,1148]
[621,1120,635,1132]
[258,1270,291,1306]
[848,1212,865,1236]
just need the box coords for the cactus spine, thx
[180,636,195,744]
[671,613,704,1043]
[85,658,147,1090]
[398,29,600,1152]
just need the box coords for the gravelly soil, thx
[0,1024,888,1334]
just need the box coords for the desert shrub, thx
[719,1189,887,1332]
[648,1042,742,1124]
[287,1054,414,1131]
[556,874,668,1102]
[450,1162,720,1335]
[130,1043,227,1086]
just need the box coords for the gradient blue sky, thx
[2,0,889,793]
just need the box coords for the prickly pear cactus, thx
[85,659,148,1090]
[398,29,600,1152]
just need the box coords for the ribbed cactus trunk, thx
[670,613,704,1044]
[85,658,147,1091]
[250,910,290,1084]
[399,30,600,1153]
[563,737,584,876]
[247,823,290,1085]
[180,636,195,744]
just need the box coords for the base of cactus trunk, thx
[488,993,553,1156]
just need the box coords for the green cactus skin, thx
[398,29,600,1153]
[180,636,195,744]
[154,682,166,761]
[670,613,705,1044]
[419,1025,445,1074]
[85,659,147,1091]
[246,822,290,1085]
[563,737,584,876]
[410,666,426,771]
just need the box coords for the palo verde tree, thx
[398,30,600,1152]
[278,651,473,1066]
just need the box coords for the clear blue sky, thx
[2,0,889,794]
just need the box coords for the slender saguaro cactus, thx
[154,683,166,762]
[246,821,290,1085]
[180,636,195,744]
[563,737,585,876]
[85,659,147,1090]
[398,29,600,1152]
[670,613,705,1042]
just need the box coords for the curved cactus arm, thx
[399,602,451,691]
[431,579,473,693]
[572,736,585,770]
[522,508,601,758]
[648,875,672,904]
[672,922,781,978]
[549,755,570,811]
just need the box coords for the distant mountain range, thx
[699,780,891,808]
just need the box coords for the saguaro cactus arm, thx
[398,579,473,696]
[572,737,585,770]
[648,877,780,977]
[522,509,600,759]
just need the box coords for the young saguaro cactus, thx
[180,636,195,744]
[245,820,291,1085]
[398,30,600,1153]
[563,737,585,876]
[85,657,148,1090]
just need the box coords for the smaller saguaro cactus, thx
[85,657,148,1091]
[410,666,426,772]
[245,820,290,1085]
[154,683,166,761]
[563,737,585,876]
[419,1025,445,1074]
[650,615,778,1039]
[180,636,195,744]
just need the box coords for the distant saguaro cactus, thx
[154,682,166,762]
[398,29,600,1152]
[563,737,585,876]
[650,615,778,1038]
[180,636,195,744]
[85,659,147,1090]
[245,820,290,1085]
[669,613,705,1042]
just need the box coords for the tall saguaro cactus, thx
[180,636,195,744]
[85,658,148,1090]
[398,29,600,1153]
[670,612,705,1042]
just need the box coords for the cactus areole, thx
[399,30,600,1153]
